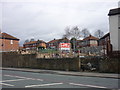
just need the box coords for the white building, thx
[108,7,120,51]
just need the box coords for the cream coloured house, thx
[108,7,120,51]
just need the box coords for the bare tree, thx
[70,26,81,39]
[62,27,71,38]
[94,30,104,38]
[63,26,81,52]
[81,28,90,38]
[63,26,81,39]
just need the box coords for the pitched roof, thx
[37,40,46,43]
[0,32,19,40]
[108,8,120,16]
[47,39,59,43]
[19,46,24,49]
[24,40,46,45]
[58,38,70,42]
[83,35,99,41]
[48,38,70,44]
[99,33,110,40]
[24,41,37,45]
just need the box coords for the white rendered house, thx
[108,8,120,51]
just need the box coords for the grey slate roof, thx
[108,8,120,16]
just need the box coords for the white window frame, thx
[10,40,13,44]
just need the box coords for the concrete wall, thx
[2,52,80,71]
[109,15,119,51]
[1,52,119,73]
[99,58,119,73]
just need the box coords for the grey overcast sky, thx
[0,0,119,46]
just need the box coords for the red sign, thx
[59,43,70,48]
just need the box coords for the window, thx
[10,40,13,44]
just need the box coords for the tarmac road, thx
[1,69,119,89]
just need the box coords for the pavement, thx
[1,67,119,79]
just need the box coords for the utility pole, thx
[73,38,76,57]
[73,38,75,52]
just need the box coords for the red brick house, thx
[76,40,84,49]
[82,35,99,47]
[98,33,110,46]
[0,32,19,52]
[47,39,59,49]
[77,35,100,55]
[23,40,46,50]
[98,33,112,55]
[47,38,70,50]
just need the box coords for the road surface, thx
[1,70,119,89]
